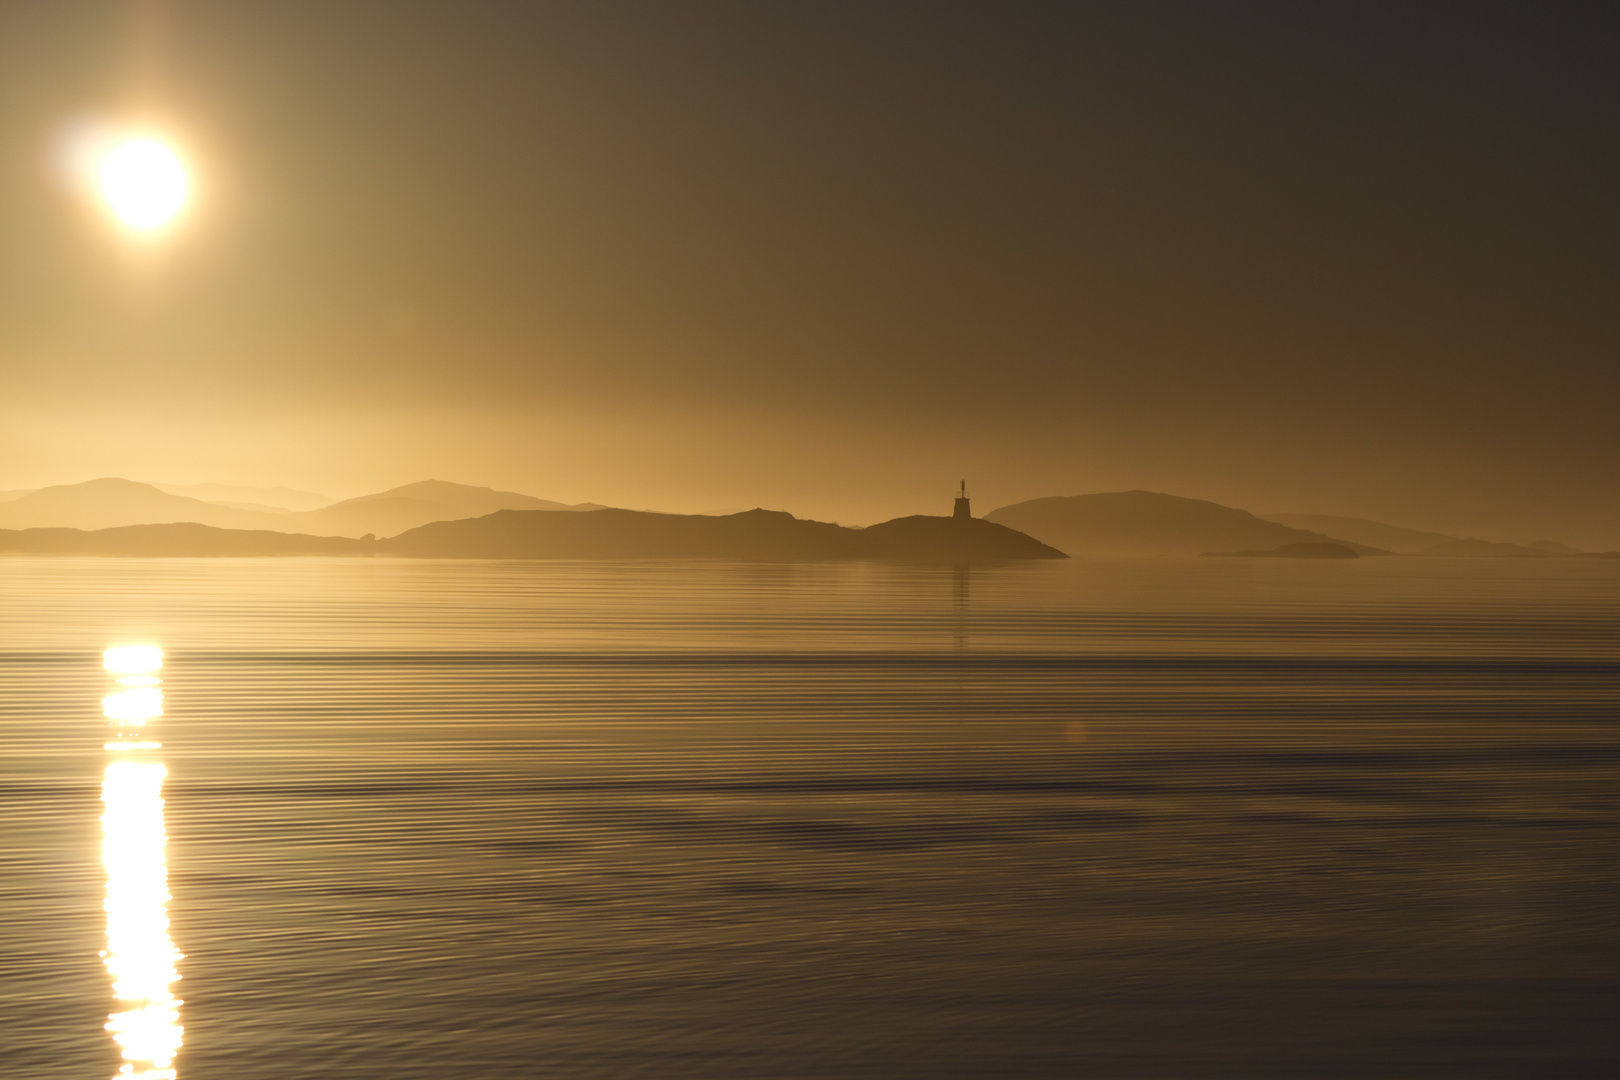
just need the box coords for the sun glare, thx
[104,688,165,722]
[105,646,165,675]
[98,138,189,232]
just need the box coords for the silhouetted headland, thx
[1261,513,1459,554]
[1204,542,1361,559]
[0,523,367,557]
[6,479,1607,558]
[1262,513,1592,557]
[0,478,602,539]
[986,490,1386,556]
[0,507,1065,561]
[1419,537,1555,558]
[0,478,290,533]
[385,507,1066,561]
[304,479,604,537]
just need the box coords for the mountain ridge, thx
[0,478,602,539]
[0,479,1601,555]
[986,490,1385,557]
[155,483,334,512]
[384,507,1066,561]
[1262,513,1458,554]
[0,478,293,533]
[0,507,1066,562]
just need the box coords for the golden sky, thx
[0,2,1616,540]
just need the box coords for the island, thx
[0,507,1067,562]
[384,508,1066,561]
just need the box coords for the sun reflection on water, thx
[103,688,164,723]
[104,646,164,675]
[101,646,182,1079]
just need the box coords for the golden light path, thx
[101,645,183,1079]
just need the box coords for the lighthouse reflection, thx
[101,646,183,1079]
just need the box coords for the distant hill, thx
[0,479,295,533]
[0,477,604,538]
[10,479,1598,557]
[0,523,364,556]
[0,508,1064,561]
[208,500,307,514]
[986,491,1381,557]
[299,480,599,538]
[156,483,334,512]
[383,507,1066,561]
[1418,538,1550,558]
[853,515,1066,561]
[1206,542,1360,559]
[1263,513,1458,555]
[1266,514,1592,556]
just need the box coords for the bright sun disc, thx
[98,138,189,231]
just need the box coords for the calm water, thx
[1,556,1617,1078]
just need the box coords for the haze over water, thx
[1,556,1616,1078]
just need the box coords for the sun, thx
[98,137,190,231]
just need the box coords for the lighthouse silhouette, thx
[953,480,972,521]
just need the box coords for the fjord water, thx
[1,556,1617,1079]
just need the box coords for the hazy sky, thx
[1,2,1616,539]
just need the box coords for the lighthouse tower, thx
[953,480,972,521]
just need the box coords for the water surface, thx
[2,556,1617,1078]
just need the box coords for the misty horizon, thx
[2,4,1615,545]
[3,472,1614,551]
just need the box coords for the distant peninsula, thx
[0,507,1066,562]
[0,477,600,538]
[4,477,1614,559]
[392,508,1067,561]
[980,490,1619,557]
[985,491,1388,557]
[0,523,370,557]
[1204,542,1361,559]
